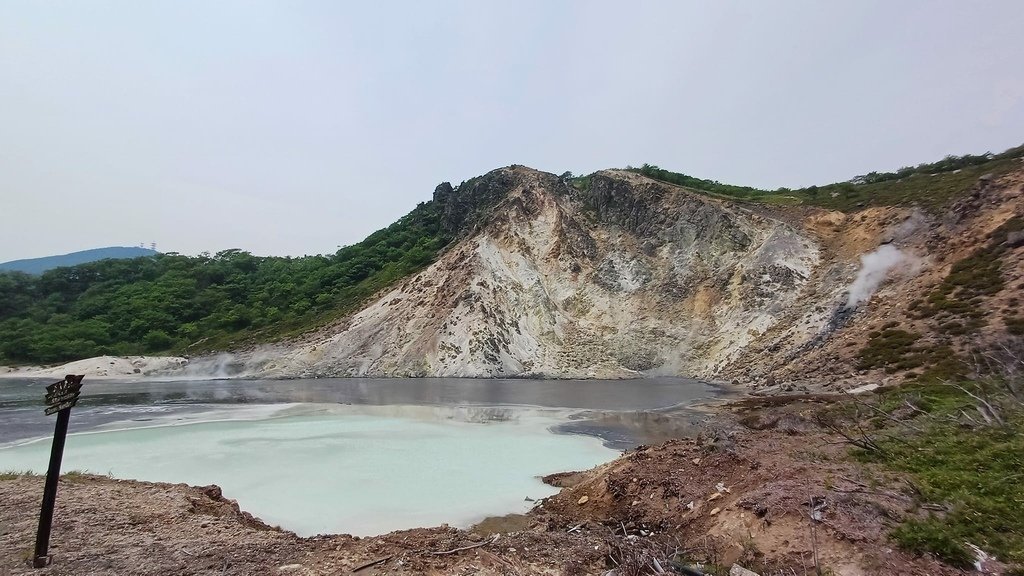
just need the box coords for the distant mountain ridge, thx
[0,246,158,275]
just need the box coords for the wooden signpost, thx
[32,374,84,568]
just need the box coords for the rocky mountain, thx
[6,157,1020,388]
[221,161,1023,387]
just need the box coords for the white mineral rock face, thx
[255,167,830,380]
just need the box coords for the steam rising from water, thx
[177,350,278,379]
[846,244,915,309]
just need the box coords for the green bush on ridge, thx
[625,143,1024,212]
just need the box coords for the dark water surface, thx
[0,377,724,448]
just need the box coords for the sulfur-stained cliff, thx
[234,162,1021,386]
[253,166,842,379]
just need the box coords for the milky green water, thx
[0,405,616,536]
[1,376,721,536]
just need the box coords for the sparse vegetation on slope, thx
[624,143,1024,212]
[856,217,1023,381]
[806,157,1023,212]
[851,144,1024,185]
[851,379,1024,569]
[625,164,769,199]
[911,217,1021,325]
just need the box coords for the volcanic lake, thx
[0,377,722,536]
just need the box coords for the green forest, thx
[0,200,450,364]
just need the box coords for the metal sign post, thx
[32,374,84,569]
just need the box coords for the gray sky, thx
[2,1,1023,262]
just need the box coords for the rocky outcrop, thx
[434,169,518,240]
[253,166,834,379]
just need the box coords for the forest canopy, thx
[0,200,449,364]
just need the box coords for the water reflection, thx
[0,377,723,448]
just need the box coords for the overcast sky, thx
[2,1,1023,261]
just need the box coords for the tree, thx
[143,330,174,352]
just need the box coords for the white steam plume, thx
[845,244,913,309]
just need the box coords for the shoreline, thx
[0,354,735,383]
[0,396,970,575]
[0,355,190,380]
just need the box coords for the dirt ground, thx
[0,396,989,575]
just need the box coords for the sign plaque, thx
[32,374,84,568]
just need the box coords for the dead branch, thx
[430,535,499,556]
[971,342,1024,404]
[838,475,869,488]
[852,397,924,433]
[815,413,883,453]
[903,399,927,415]
[350,554,394,573]
[959,409,981,426]
[808,497,822,576]
[830,487,903,498]
[948,382,1005,426]
[903,478,923,497]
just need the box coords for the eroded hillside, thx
[225,161,1023,385]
